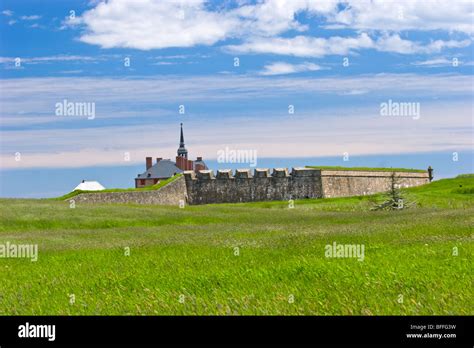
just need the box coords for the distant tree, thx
[371,172,415,211]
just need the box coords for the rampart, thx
[183,168,430,204]
[72,175,186,205]
[320,170,429,198]
[69,168,430,206]
[184,167,321,205]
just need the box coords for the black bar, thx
[0,316,472,346]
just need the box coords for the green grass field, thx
[0,175,472,315]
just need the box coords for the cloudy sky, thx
[0,0,473,197]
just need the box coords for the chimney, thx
[196,156,202,161]
[176,156,183,170]
[156,157,162,163]
[146,157,152,170]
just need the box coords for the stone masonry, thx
[320,170,429,198]
[184,167,322,205]
[73,175,186,205]
[183,168,430,205]
[71,167,430,206]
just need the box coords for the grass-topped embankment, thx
[54,174,183,200]
[235,174,473,211]
[306,165,426,173]
[0,175,472,315]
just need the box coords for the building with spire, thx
[177,123,187,158]
[135,123,207,188]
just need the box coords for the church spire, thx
[177,123,188,158]
[180,123,185,146]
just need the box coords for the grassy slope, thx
[306,165,426,172]
[55,174,183,200]
[0,176,472,315]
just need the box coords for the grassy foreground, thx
[0,176,472,315]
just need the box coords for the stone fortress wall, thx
[183,168,322,205]
[73,175,186,205]
[72,167,430,206]
[320,170,430,198]
[183,168,430,204]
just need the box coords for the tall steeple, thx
[177,123,188,158]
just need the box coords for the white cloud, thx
[24,55,100,62]
[151,61,176,66]
[327,0,474,34]
[375,35,471,55]
[411,57,474,68]
[69,0,473,52]
[1,103,471,169]
[227,34,471,57]
[259,61,323,75]
[69,0,338,50]
[72,0,239,50]
[153,54,209,60]
[231,0,340,36]
[1,73,471,169]
[2,10,13,16]
[412,58,455,67]
[20,15,41,21]
[59,70,85,74]
[425,39,472,52]
[226,33,374,57]
[341,89,369,96]
[7,20,16,26]
[28,23,45,29]
[0,74,471,120]
[0,57,15,63]
[0,55,105,65]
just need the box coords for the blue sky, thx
[0,0,473,197]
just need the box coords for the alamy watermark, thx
[380,99,420,120]
[0,242,38,262]
[18,322,55,341]
[55,99,95,120]
[325,242,365,262]
[217,146,258,167]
